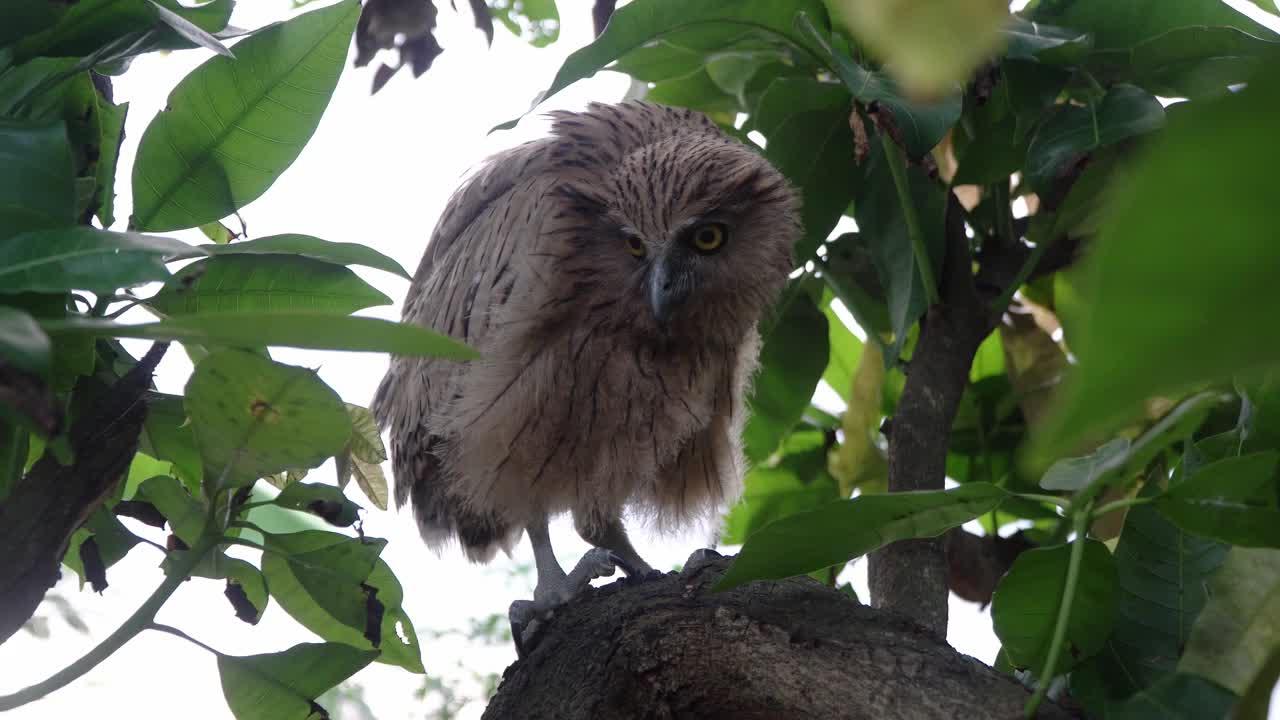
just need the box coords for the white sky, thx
[11,1,1280,718]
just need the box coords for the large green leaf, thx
[1040,438,1130,491]
[149,255,390,316]
[130,0,359,231]
[185,350,350,486]
[0,306,52,378]
[716,482,1007,590]
[991,539,1118,674]
[261,530,423,673]
[0,120,75,241]
[1116,26,1280,99]
[798,14,961,158]
[1180,547,1280,696]
[218,642,376,720]
[0,227,198,293]
[42,313,479,359]
[0,0,65,50]
[1157,452,1280,547]
[1030,0,1278,51]
[855,140,945,366]
[1002,15,1092,62]
[762,102,859,261]
[1034,63,1280,456]
[94,99,129,229]
[743,291,828,463]
[488,0,559,48]
[494,0,830,130]
[1024,83,1165,192]
[195,234,411,279]
[1072,501,1227,707]
[13,0,235,62]
[1107,673,1237,720]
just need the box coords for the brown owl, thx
[373,101,800,647]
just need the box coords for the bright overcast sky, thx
[10,1,1279,718]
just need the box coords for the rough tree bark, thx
[483,554,1075,720]
[0,343,167,643]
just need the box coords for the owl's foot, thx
[510,547,618,657]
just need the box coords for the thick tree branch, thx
[869,198,992,636]
[484,555,1076,719]
[0,342,168,644]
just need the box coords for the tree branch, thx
[868,197,992,636]
[483,555,1077,719]
[0,342,169,644]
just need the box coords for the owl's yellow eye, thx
[690,223,727,253]
[624,235,646,258]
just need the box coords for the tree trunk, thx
[483,554,1075,720]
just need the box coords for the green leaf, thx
[1034,67,1280,456]
[147,0,233,58]
[348,456,387,511]
[149,255,391,316]
[94,99,129,229]
[1024,84,1165,192]
[723,430,839,545]
[820,297,863,402]
[1107,673,1237,720]
[61,507,142,586]
[1120,26,1280,99]
[344,404,385,465]
[646,67,739,114]
[196,234,411,279]
[42,313,479,359]
[140,393,204,490]
[138,474,206,544]
[1073,502,1227,705]
[1157,453,1280,548]
[338,403,388,508]
[185,350,351,487]
[1040,438,1130,491]
[855,140,945,365]
[14,0,235,62]
[1002,15,1091,63]
[218,642,376,720]
[798,14,961,158]
[494,0,831,130]
[130,0,360,231]
[0,120,75,241]
[763,102,859,260]
[1030,0,1278,51]
[0,227,199,293]
[272,482,360,527]
[1236,645,1280,720]
[743,291,828,463]
[991,539,1118,673]
[261,531,423,672]
[610,40,705,82]
[716,482,1007,590]
[0,306,52,378]
[0,0,65,50]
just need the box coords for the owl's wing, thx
[372,138,557,526]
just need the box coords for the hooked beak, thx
[647,251,693,326]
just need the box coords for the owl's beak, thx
[648,252,693,326]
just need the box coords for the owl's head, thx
[546,102,801,346]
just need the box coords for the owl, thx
[373,101,800,645]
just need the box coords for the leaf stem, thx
[1091,495,1151,520]
[1024,504,1092,718]
[1013,492,1071,510]
[880,132,940,306]
[0,533,218,711]
[148,622,223,656]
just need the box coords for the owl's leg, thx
[575,514,662,580]
[509,515,616,656]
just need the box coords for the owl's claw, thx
[511,548,618,657]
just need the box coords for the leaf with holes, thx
[130,0,359,231]
[185,350,350,487]
[261,530,423,673]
